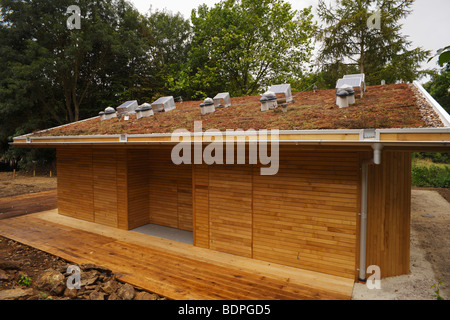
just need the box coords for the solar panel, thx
[117,100,138,114]
[151,96,176,112]
[213,92,231,108]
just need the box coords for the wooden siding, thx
[192,149,359,279]
[252,150,359,279]
[148,149,193,231]
[57,148,193,231]
[366,151,411,278]
[127,149,150,229]
[92,149,120,228]
[193,165,210,248]
[208,165,253,258]
[57,148,94,222]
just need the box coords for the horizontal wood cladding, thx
[209,165,253,258]
[366,151,411,278]
[57,148,94,222]
[148,149,193,231]
[252,150,358,279]
[127,149,150,229]
[93,149,119,228]
[193,165,210,248]
[192,149,359,279]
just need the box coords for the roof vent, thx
[337,73,365,98]
[336,89,349,108]
[99,107,117,121]
[268,84,293,103]
[260,91,277,111]
[213,92,231,108]
[135,103,154,119]
[151,96,176,113]
[338,84,355,105]
[200,97,215,115]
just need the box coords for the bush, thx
[412,164,450,188]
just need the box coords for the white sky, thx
[129,0,450,72]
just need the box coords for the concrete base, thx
[132,224,193,245]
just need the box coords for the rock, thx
[0,261,21,270]
[101,279,118,294]
[0,288,34,300]
[63,288,78,299]
[89,290,105,300]
[50,282,67,296]
[108,292,121,300]
[80,263,112,275]
[117,283,135,300]
[134,291,159,300]
[37,269,65,290]
[80,270,99,287]
[0,269,11,281]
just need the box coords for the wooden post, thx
[13,169,16,179]
[50,171,52,178]
[33,170,35,177]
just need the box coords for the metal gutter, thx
[413,80,450,127]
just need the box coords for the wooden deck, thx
[0,190,57,220]
[0,210,355,300]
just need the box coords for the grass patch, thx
[412,154,450,188]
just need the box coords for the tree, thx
[144,9,192,100]
[423,69,450,114]
[0,0,151,154]
[180,0,315,98]
[316,0,430,85]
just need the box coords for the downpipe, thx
[359,143,383,282]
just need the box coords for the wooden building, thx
[12,82,450,281]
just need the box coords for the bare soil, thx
[0,172,57,198]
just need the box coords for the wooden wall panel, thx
[366,151,411,278]
[252,150,359,279]
[193,165,210,248]
[148,149,193,231]
[57,148,94,222]
[93,149,118,228]
[208,165,253,258]
[126,149,150,230]
[177,164,193,231]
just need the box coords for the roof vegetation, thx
[31,83,432,137]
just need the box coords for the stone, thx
[108,292,121,300]
[80,270,99,287]
[80,263,112,275]
[134,291,159,300]
[0,269,11,281]
[101,279,118,294]
[0,288,34,300]
[117,283,135,300]
[50,282,66,296]
[37,269,65,290]
[89,290,105,300]
[0,261,21,270]
[63,288,78,299]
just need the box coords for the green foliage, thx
[0,0,152,153]
[413,152,450,164]
[185,0,316,97]
[423,69,450,115]
[430,281,445,300]
[411,164,450,188]
[316,0,430,86]
[18,274,32,287]
[428,45,450,68]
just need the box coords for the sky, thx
[129,0,450,74]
